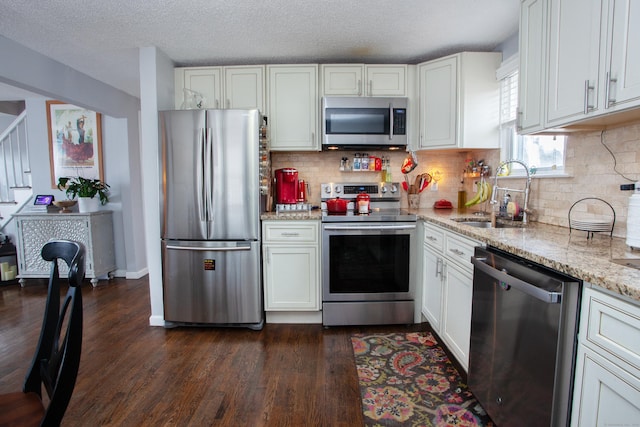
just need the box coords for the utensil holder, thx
[408,194,421,210]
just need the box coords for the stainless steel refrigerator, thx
[159,109,264,329]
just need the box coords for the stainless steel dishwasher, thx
[469,246,582,427]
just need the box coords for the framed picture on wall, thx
[46,100,103,188]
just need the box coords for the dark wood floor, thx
[0,277,430,426]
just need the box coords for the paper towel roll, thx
[626,192,640,249]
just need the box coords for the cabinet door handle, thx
[449,248,465,257]
[357,79,362,96]
[435,257,443,278]
[605,71,617,109]
[584,80,595,114]
[516,109,523,131]
[426,235,438,242]
[280,232,300,237]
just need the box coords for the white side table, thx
[13,210,116,286]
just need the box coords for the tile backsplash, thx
[272,150,483,209]
[530,120,640,238]
[271,119,640,239]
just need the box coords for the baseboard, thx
[125,267,149,279]
[148,314,165,327]
[265,311,322,324]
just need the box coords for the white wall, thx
[0,35,147,278]
[0,113,14,132]
[139,46,175,326]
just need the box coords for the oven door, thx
[321,222,416,302]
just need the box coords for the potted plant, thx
[57,176,110,212]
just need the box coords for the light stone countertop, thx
[261,208,640,303]
[415,208,640,304]
[261,210,323,221]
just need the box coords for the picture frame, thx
[47,100,103,188]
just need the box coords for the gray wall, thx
[0,35,147,278]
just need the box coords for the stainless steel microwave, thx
[322,96,408,150]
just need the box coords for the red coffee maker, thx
[275,168,298,204]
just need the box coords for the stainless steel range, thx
[320,182,417,326]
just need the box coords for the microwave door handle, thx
[389,103,394,140]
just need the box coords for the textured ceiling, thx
[0,0,519,98]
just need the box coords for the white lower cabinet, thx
[261,221,320,321]
[421,221,479,371]
[571,286,640,426]
[421,246,443,333]
[441,262,473,369]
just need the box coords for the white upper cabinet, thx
[267,65,319,151]
[605,0,640,111]
[546,0,603,126]
[417,52,501,150]
[536,0,640,130]
[223,66,265,111]
[518,0,548,133]
[321,64,407,97]
[175,66,265,112]
[176,67,223,109]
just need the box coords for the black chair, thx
[0,239,86,426]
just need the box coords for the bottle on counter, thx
[458,190,466,211]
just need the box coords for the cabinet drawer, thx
[263,222,318,244]
[444,232,478,269]
[582,287,640,371]
[424,223,444,251]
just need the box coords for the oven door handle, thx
[471,256,562,303]
[323,224,416,231]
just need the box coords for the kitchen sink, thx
[455,220,492,228]
[452,218,524,229]
[610,258,640,270]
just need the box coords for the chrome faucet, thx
[490,160,533,224]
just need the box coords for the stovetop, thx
[320,182,415,222]
[321,208,417,223]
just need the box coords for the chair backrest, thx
[23,239,86,426]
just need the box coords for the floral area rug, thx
[351,332,495,427]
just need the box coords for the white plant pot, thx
[78,197,100,213]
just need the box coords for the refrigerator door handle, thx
[196,128,208,236]
[165,244,252,252]
[204,127,214,224]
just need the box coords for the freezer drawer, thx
[161,240,263,329]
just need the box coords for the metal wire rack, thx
[568,197,615,239]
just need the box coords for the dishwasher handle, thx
[471,256,562,304]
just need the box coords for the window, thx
[498,65,566,176]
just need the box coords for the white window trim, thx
[497,55,569,178]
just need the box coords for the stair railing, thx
[0,110,32,206]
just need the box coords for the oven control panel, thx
[320,182,400,201]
